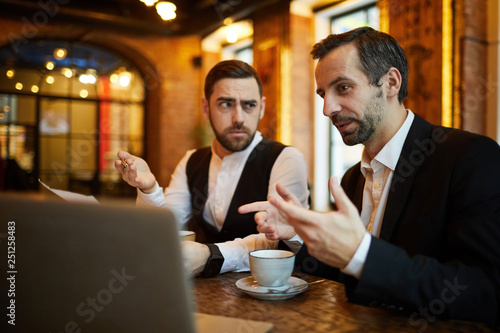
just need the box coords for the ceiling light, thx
[31,85,39,93]
[226,30,238,43]
[15,82,23,90]
[62,68,73,78]
[110,73,119,84]
[6,69,15,79]
[140,0,158,6]
[46,76,55,84]
[79,74,89,84]
[156,1,176,20]
[80,89,89,98]
[54,48,67,60]
[45,61,55,70]
[86,69,98,84]
[119,71,132,87]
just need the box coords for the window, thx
[329,4,379,182]
[313,0,379,210]
[0,40,145,197]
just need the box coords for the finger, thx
[329,176,358,215]
[117,150,133,160]
[114,160,124,172]
[269,196,312,224]
[254,211,269,225]
[238,201,271,214]
[256,223,275,234]
[276,183,301,205]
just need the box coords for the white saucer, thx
[235,276,308,300]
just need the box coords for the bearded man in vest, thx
[115,60,309,277]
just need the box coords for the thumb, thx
[329,176,357,214]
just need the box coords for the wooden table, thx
[193,272,496,332]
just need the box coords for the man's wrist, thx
[140,182,158,194]
[201,244,225,277]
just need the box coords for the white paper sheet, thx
[39,179,100,204]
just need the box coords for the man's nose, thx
[232,104,245,123]
[323,95,342,117]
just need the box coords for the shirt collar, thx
[361,110,415,173]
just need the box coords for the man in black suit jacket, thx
[239,27,500,327]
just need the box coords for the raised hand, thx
[269,177,366,269]
[238,183,302,241]
[114,151,157,193]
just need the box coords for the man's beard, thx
[210,119,256,152]
[332,89,385,146]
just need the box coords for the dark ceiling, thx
[0,0,285,37]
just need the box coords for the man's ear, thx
[259,96,266,120]
[201,97,209,120]
[386,67,402,99]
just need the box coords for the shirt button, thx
[374,183,380,189]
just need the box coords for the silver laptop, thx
[0,194,272,333]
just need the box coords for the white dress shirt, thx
[342,110,415,279]
[136,131,310,273]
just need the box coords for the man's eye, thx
[338,84,350,92]
[244,102,257,109]
[220,102,232,108]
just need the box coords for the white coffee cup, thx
[249,249,295,287]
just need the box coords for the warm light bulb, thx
[156,1,177,20]
[46,76,55,84]
[226,30,238,43]
[15,82,23,90]
[140,0,158,6]
[119,73,131,87]
[79,74,89,84]
[62,68,73,78]
[86,69,97,84]
[80,89,88,98]
[110,73,119,84]
[6,69,15,79]
[31,85,39,93]
[45,61,55,70]
[54,48,67,60]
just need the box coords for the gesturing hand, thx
[238,183,301,241]
[114,151,156,193]
[269,177,366,269]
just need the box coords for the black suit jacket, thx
[295,114,500,326]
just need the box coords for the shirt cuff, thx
[340,232,371,279]
[283,234,303,253]
[136,182,163,207]
[216,235,278,274]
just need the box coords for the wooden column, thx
[388,0,443,126]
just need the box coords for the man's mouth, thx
[335,121,353,132]
[227,129,249,137]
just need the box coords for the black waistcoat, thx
[185,138,285,243]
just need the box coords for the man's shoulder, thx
[407,114,499,156]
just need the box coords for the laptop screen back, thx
[0,194,195,333]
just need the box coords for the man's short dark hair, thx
[204,60,263,101]
[311,27,408,104]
